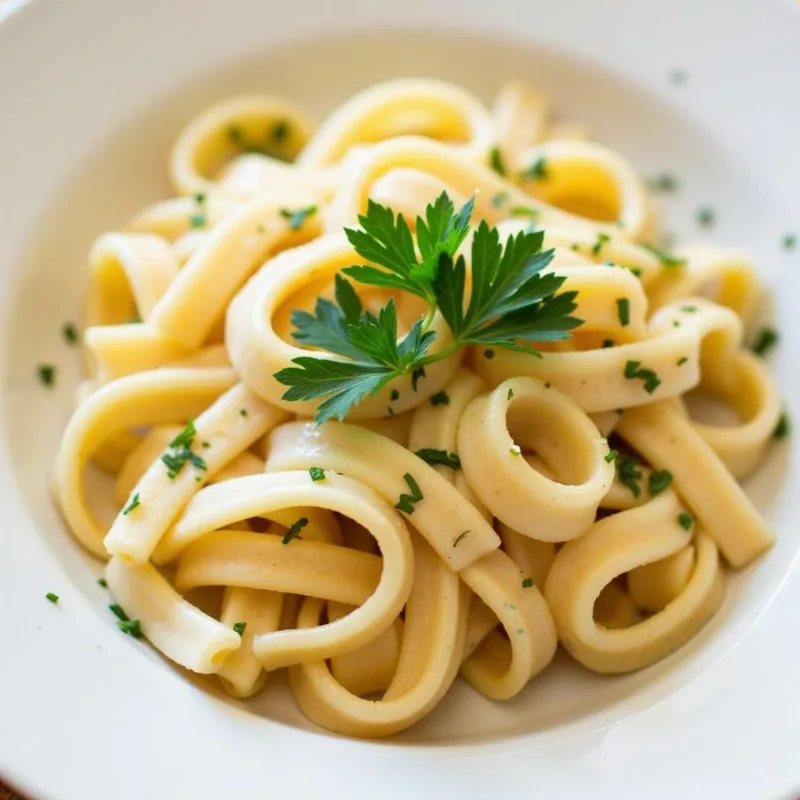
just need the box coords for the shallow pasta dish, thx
[51,77,782,738]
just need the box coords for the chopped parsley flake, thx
[97,578,107,588]
[453,530,470,547]
[109,604,142,638]
[617,457,643,497]
[189,192,207,228]
[696,207,715,228]
[774,413,790,440]
[602,339,615,348]
[161,420,207,479]
[647,173,678,193]
[605,449,619,463]
[122,492,141,516]
[522,577,534,588]
[46,592,59,604]
[280,205,318,231]
[783,234,796,251]
[670,68,688,85]
[519,157,548,181]
[616,298,630,327]
[510,206,539,218]
[233,621,247,636]
[271,119,290,142]
[640,243,686,268]
[429,391,449,406]
[62,323,79,344]
[488,146,506,176]
[412,366,426,392]
[282,516,309,544]
[227,125,244,144]
[415,448,461,469]
[624,360,661,394]
[38,364,56,387]
[309,466,326,481]
[239,408,248,417]
[677,356,688,366]
[681,305,698,313]
[390,389,400,401]
[395,473,424,514]
[118,619,142,638]
[491,192,508,208]
[592,233,611,257]
[750,327,778,358]
[678,512,694,530]
[509,443,522,456]
[484,349,495,359]
[507,388,514,400]
[648,469,673,496]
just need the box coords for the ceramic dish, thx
[1,0,799,798]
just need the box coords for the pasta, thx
[51,77,782,738]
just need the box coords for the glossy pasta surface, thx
[53,78,780,738]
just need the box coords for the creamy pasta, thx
[52,77,781,738]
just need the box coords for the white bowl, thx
[1,0,800,797]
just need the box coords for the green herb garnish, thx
[395,473,423,514]
[484,349,495,359]
[189,192,207,228]
[38,364,56,387]
[233,621,247,636]
[774,413,790,440]
[624,359,661,394]
[62,323,79,344]
[118,619,142,638]
[415,449,461,469]
[507,388,514,400]
[161,420,207,479]
[696,207,715,227]
[750,327,778,357]
[430,390,449,406]
[783,234,796,251]
[522,577,534,588]
[97,578,107,588]
[46,592,59,604]
[491,192,508,208]
[453,530,470,547]
[122,492,141,516]
[677,357,688,366]
[592,233,610,257]
[282,516,309,544]
[617,456,643,497]
[605,449,619,463]
[616,298,630,327]
[271,119,290,142]
[309,467,326,481]
[602,339,614,348]
[640,243,686,268]
[273,193,581,423]
[648,469,673,496]
[647,173,678,193]
[281,205,318,231]
[519,157,548,181]
[678,512,694,530]
[488,146,506,176]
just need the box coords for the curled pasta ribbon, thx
[53,367,237,557]
[325,136,629,237]
[544,492,724,673]
[172,471,414,671]
[498,523,556,589]
[648,245,761,328]
[289,533,469,738]
[458,377,614,540]
[512,139,652,237]
[616,400,774,568]
[104,383,288,565]
[225,233,461,418]
[217,588,283,698]
[105,556,241,674]
[298,78,494,169]
[459,549,558,699]
[477,295,746,413]
[266,421,500,569]
[170,95,314,197]
[491,81,550,162]
[407,369,489,518]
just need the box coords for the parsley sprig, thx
[275,192,582,423]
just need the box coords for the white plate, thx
[1,0,799,797]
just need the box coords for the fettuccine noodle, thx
[51,78,781,738]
